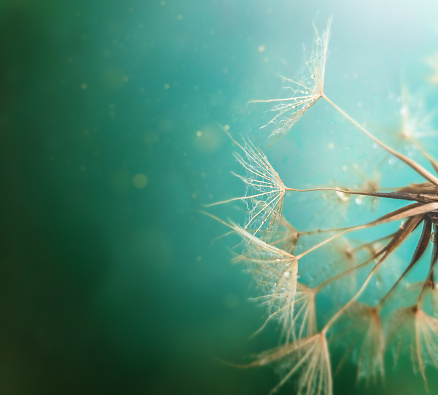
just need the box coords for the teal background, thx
[2,0,438,394]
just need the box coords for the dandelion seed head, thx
[207,17,438,395]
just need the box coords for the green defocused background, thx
[1,0,438,394]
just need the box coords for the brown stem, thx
[378,217,430,308]
[286,186,424,202]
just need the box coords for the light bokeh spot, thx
[132,173,148,189]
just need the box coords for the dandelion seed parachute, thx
[206,132,286,241]
[249,18,332,139]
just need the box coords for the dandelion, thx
[208,18,438,395]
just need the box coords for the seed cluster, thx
[208,20,438,395]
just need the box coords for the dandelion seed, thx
[337,302,385,384]
[398,85,437,143]
[425,52,438,84]
[414,310,438,381]
[249,19,331,138]
[207,132,286,240]
[293,283,317,339]
[389,307,438,386]
[233,140,286,239]
[231,222,297,287]
[248,333,332,395]
[230,223,300,339]
[348,168,381,211]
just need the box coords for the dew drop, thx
[336,190,350,202]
